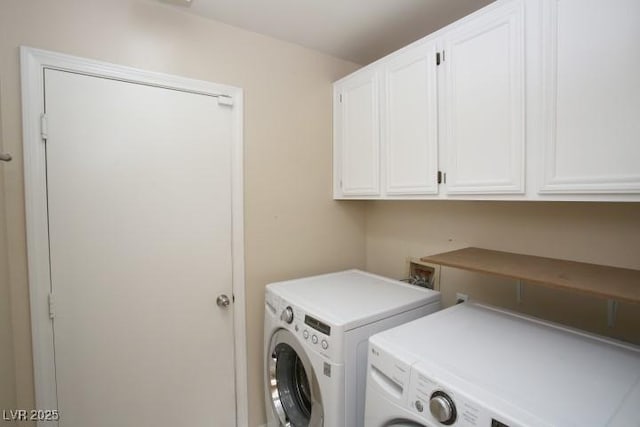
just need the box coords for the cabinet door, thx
[334,69,380,197]
[441,0,525,194]
[382,41,439,195]
[539,0,640,194]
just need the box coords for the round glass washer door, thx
[268,329,323,427]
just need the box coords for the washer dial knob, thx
[429,391,456,425]
[280,306,294,324]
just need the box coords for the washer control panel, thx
[266,291,333,361]
[304,314,331,336]
[280,306,294,323]
[296,307,332,360]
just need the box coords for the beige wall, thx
[365,201,640,344]
[0,1,365,425]
[3,1,639,426]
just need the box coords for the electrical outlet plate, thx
[407,258,441,290]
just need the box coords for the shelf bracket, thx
[516,280,523,304]
[607,299,618,328]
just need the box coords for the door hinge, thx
[40,113,48,140]
[217,95,234,107]
[437,171,442,184]
[48,293,55,319]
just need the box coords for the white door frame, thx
[20,46,248,426]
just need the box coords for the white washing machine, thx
[365,302,640,427]
[264,269,441,427]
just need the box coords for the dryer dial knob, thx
[429,392,456,425]
[280,306,294,324]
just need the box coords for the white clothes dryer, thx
[365,302,640,427]
[264,270,441,427]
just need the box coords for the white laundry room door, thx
[43,68,236,427]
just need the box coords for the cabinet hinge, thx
[48,293,55,319]
[339,94,343,103]
[437,171,442,184]
[40,113,48,140]
[436,51,445,66]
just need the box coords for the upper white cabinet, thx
[334,68,380,196]
[539,0,640,194]
[334,0,525,199]
[382,40,439,196]
[441,0,524,194]
[334,0,640,201]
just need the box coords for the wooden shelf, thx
[421,247,640,304]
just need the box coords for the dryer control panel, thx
[367,339,527,427]
[406,363,523,427]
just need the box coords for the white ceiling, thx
[172,0,495,65]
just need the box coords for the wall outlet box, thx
[456,292,469,304]
[407,258,441,290]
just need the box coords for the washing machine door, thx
[268,329,324,427]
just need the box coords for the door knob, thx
[216,294,231,308]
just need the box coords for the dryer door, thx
[267,329,324,427]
